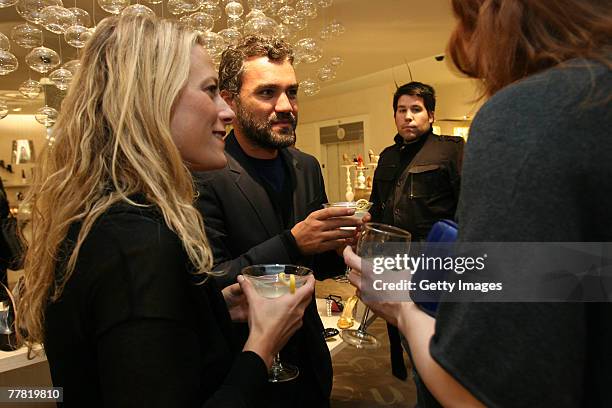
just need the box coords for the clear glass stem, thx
[356,304,371,333]
[271,353,282,372]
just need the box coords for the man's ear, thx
[221,90,235,109]
[428,110,435,124]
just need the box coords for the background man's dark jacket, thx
[370,131,464,241]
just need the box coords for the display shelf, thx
[0,346,46,374]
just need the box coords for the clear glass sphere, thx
[243,16,278,37]
[300,78,319,96]
[121,4,155,16]
[248,0,270,11]
[189,11,214,32]
[49,67,72,90]
[35,105,59,127]
[218,28,242,46]
[0,50,18,75]
[0,0,18,8]
[0,100,8,120]
[41,5,76,33]
[19,79,42,98]
[200,3,221,20]
[244,8,265,20]
[97,0,129,15]
[167,0,184,15]
[11,23,43,48]
[290,13,307,30]
[180,0,200,13]
[0,33,10,51]
[318,26,332,40]
[317,65,335,82]
[294,37,321,63]
[199,31,226,58]
[330,19,345,36]
[67,7,90,26]
[295,0,316,19]
[64,24,92,48]
[16,0,62,25]
[226,16,243,30]
[329,55,343,66]
[62,59,81,75]
[25,46,60,74]
[224,1,243,17]
[276,23,295,41]
[276,5,295,24]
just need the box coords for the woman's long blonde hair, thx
[17,15,215,347]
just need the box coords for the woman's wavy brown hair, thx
[17,15,217,349]
[448,0,612,97]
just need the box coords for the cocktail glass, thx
[241,264,313,382]
[323,199,373,228]
[341,222,411,349]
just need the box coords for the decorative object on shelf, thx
[11,139,35,164]
[341,164,354,201]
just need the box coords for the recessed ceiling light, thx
[12,108,22,112]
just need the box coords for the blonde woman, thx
[17,15,314,407]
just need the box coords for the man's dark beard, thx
[235,99,297,149]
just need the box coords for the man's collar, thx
[394,129,432,146]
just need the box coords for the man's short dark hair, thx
[218,35,295,95]
[393,81,436,113]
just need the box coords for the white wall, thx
[295,60,484,158]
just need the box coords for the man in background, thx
[369,82,463,399]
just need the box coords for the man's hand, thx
[221,282,249,322]
[291,207,363,255]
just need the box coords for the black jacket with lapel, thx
[194,132,343,405]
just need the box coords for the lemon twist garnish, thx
[355,199,370,211]
[278,272,296,294]
[289,274,296,294]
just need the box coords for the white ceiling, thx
[0,0,459,112]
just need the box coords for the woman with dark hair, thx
[345,0,611,406]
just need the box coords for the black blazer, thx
[194,132,343,405]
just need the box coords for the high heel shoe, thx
[337,295,358,329]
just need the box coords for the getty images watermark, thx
[358,242,612,303]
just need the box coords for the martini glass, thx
[324,200,373,282]
[323,200,373,229]
[241,264,313,383]
[341,222,411,349]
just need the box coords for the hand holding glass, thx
[241,264,313,382]
[341,222,411,349]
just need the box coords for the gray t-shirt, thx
[430,59,612,407]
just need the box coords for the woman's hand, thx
[343,245,411,329]
[238,274,315,369]
[221,283,249,322]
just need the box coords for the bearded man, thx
[194,36,360,408]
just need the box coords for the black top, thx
[240,143,294,229]
[44,199,268,407]
[369,130,463,241]
[431,59,612,407]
